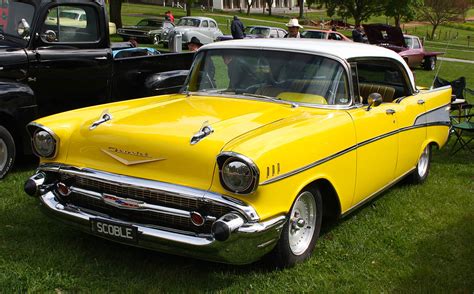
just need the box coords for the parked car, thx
[117,18,175,44]
[217,25,287,41]
[25,39,451,268]
[0,0,193,179]
[363,24,443,70]
[301,29,352,41]
[162,16,223,47]
[45,8,117,34]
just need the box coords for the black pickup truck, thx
[0,0,194,178]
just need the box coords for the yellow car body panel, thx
[26,40,453,265]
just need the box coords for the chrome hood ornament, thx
[190,121,214,145]
[89,110,112,130]
[101,147,166,166]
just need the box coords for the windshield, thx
[187,49,350,106]
[404,37,412,48]
[248,27,270,37]
[0,0,35,38]
[302,31,326,39]
[177,18,199,27]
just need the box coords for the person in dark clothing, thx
[352,25,366,43]
[230,16,245,39]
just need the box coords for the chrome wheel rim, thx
[288,191,317,255]
[0,138,7,171]
[417,146,429,177]
[430,58,435,70]
[153,35,160,45]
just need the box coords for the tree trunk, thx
[247,1,251,15]
[394,16,400,28]
[430,23,439,40]
[186,0,192,16]
[109,0,122,29]
[299,0,304,19]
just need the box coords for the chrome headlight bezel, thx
[217,152,259,195]
[27,123,59,159]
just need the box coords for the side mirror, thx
[17,19,30,39]
[367,92,382,111]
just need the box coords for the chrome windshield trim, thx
[38,163,260,222]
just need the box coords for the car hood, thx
[363,24,406,48]
[121,25,159,31]
[63,94,301,190]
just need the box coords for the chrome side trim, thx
[341,167,415,217]
[38,164,260,222]
[261,119,449,185]
[414,103,451,126]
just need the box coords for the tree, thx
[307,0,317,10]
[266,0,274,15]
[109,0,122,29]
[320,0,385,27]
[419,0,465,39]
[299,0,304,19]
[247,0,256,15]
[384,0,422,27]
[186,0,193,16]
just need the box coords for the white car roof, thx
[203,39,416,89]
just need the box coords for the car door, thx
[27,4,112,117]
[347,60,406,206]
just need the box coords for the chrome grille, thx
[59,173,233,233]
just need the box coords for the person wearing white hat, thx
[284,18,303,38]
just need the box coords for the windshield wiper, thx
[241,93,299,107]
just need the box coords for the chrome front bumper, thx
[38,191,286,265]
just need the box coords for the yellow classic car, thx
[24,39,451,267]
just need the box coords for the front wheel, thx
[0,125,15,179]
[153,34,160,45]
[423,56,436,71]
[407,144,431,184]
[270,188,322,268]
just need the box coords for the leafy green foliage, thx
[320,0,385,26]
[384,0,422,27]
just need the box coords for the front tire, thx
[407,144,431,184]
[423,56,436,71]
[0,125,15,179]
[270,188,322,268]
[153,34,160,45]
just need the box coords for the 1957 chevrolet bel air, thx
[24,39,452,267]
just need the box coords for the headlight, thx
[32,128,57,158]
[218,153,259,194]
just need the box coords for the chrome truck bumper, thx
[26,166,286,265]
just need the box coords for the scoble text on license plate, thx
[91,219,138,243]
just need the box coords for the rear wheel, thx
[407,144,431,184]
[270,188,322,268]
[0,125,15,179]
[423,56,436,71]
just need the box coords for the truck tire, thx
[0,125,15,179]
[423,56,436,71]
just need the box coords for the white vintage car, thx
[25,39,451,267]
[161,16,223,47]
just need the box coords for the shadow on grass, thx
[393,215,474,292]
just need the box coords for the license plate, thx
[91,218,138,244]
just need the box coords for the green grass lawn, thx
[1,145,472,292]
[1,4,473,292]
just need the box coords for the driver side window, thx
[42,5,99,43]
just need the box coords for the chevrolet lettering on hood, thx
[101,147,166,166]
[25,39,451,268]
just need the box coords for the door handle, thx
[95,56,107,60]
[386,109,396,115]
[417,99,425,105]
